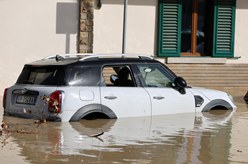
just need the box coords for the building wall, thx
[94,0,157,55]
[0,0,78,93]
[94,0,248,63]
[232,0,248,63]
[1,0,248,94]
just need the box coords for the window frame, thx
[157,0,236,58]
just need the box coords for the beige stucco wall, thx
[231,0,248,63]
[93,0,157,55]
[0,0,78,94]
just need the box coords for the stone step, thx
[167,64,248,88]
[182,74,248,78]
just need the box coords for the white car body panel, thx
[145,88,195,115]
[188,87,236,112]
[57,87,101,122]
[100,87,151,118]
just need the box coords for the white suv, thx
[3,54,236,122]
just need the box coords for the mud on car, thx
[2,54,236,122]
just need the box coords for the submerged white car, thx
[3,54,236,122]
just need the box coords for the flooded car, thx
[3,54,236,122]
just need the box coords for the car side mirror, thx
[173,77,187,94]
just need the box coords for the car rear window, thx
[16,66,66,86]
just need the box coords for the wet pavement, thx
[0,87,248,164]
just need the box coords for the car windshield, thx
[16,66,66,86]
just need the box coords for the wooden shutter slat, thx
[158,0,181,57]
[213,0,236,58]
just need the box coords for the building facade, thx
[1,0,248,92]
[91,0,248,64]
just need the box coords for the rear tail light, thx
[3,88,8,109]
[48,90,63,113]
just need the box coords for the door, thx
[100,65,151,118]
[136,64,195,116]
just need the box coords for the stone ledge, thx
[167,57,227,64]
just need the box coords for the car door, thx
[136,64,195,116]
[100,65,151,118]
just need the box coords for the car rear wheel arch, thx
[69,104,117,122]
[202,99,233,112]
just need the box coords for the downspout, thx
[77,0,81,53]
[122,0,128,54]
[85,0,128,54]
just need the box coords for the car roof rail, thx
[79,53,154,61]
[43,53,153,62]
[43,54,94,62]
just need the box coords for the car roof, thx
[26,53,160,67]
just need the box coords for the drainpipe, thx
[122,0,128,54]
[96,0,127,54]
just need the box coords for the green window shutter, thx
[213,0,236,58]
[158,0,182,57]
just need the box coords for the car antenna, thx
[55,55,63,62]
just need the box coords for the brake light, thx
[3,88,8,109]
[48,91,62,113]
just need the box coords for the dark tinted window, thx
[17,66,66,86]
[68,67,100,86]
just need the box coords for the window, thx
[17,66,66,86]
[68,67,100,86]
[158,0,236,58]
[137,64,173,88]
[181,0,214,56]
[102,65,135,87]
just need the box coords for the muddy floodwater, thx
[0,87,248,164]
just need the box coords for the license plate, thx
[16,95,37,105]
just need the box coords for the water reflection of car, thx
[3,54,236,122]
[1,110,234,161]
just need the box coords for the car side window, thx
[137,64,173,88]
[68,67,100,86]
[102,65,136,87]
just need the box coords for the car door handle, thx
[153,96,164,100]
[104,96,117,100]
